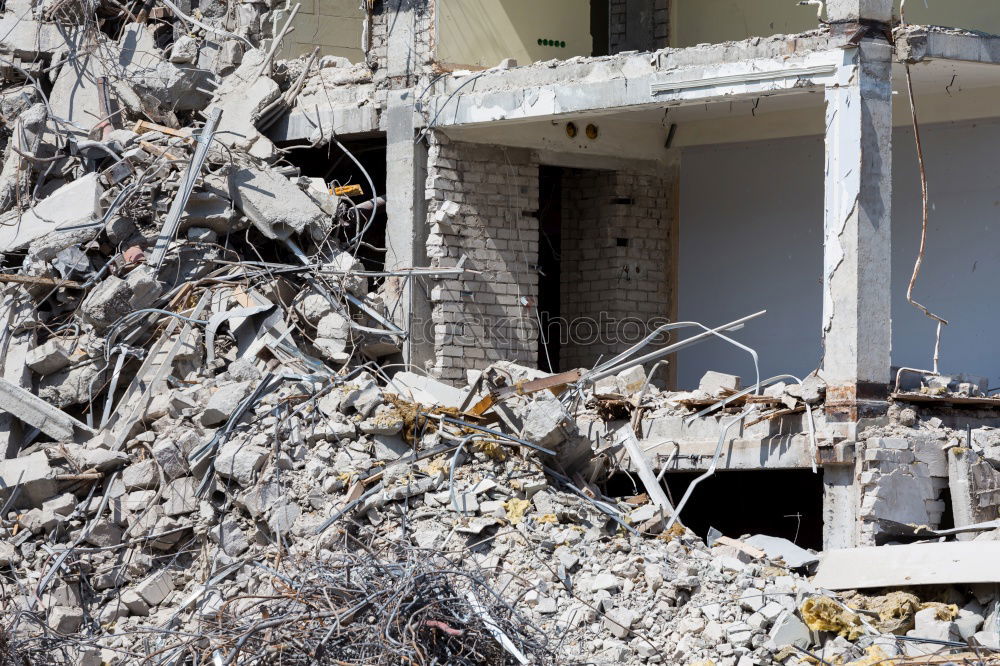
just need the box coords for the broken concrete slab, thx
[814,542,1000,589]
[26,338,73,376]
[0,377,94,441]
[699,371,741,395]
[201,381,253,427]
[386,371,466,409]
[743,534,818,569]
[229,165,329,241]
[0,174,103,253]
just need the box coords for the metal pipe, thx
[581,311,766,385]
[667,407,755,529]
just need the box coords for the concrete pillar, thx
[825,0,891,23]
[821,38,893,424]
[383,92,433,369]
[822,464,859,549]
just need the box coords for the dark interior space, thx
[279,135,388,278]
[590,0,610,56]
[537,166,563,373]
[606,468,826,551]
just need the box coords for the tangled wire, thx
[1,535,559,665]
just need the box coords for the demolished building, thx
[5,0,1000,663]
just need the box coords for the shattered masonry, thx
[4,0,1000,664]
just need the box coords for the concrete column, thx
[825,0,891,23]
[822,464,859,549]
[821,38,893,424]
[383,92,433,369]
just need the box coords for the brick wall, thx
[368,0,435,84]
[609,0,670,53]
[424,134,540,384]
[559,169,673,371]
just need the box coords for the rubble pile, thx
[3,1,1000,665]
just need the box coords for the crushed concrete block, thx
[201,381,253,427]
[212,519,249,556]
[215,441,267,486]
[268,501,301,534]
[699,371,741,395]
[124,266,163,311]
[135,569,174,607]
[230,165,329,241]
[26,338,72,376]
[84,521,124,548]
[785,375,826,404]
[21,507,58,534]
[328,251,368,297]
[81,275,132,331]
[48,606,83,634]
[163,477,198,516]
[297,293,333,324]
[910,607,962,642]
[521,391,576,450]
[604,608,637,639]
[767,610,810,649]
[0,451,57,508]
[314,311,351,359]
[42,493,76,517]
[170,35,198,63]
[373,434,410,461]
[616,365,647,395]
[0,542,16,566]
[593,375,619,395]
[121,588,150,616]
[122,459,159,491]
[589,573,623,593]
[152,439,188,480]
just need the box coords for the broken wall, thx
[425,134,540,383]
[369,0,435,83]
[559,167,675,372]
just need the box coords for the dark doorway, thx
[280,136,388,277]
[537,166,563,373]
[606,468,826,551]
[590,0,610,56]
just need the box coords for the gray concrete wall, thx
[679,117,1000,391]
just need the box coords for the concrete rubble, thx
[2,0,1000,663]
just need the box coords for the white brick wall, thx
[559,169,673,370]
[424,133,540,383]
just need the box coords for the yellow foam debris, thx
[865,591,921,634]
[536,513,557,524]
[503,498,531,524]
[801,596,865,640]
[847,645,896,666]
[919,602,959,621]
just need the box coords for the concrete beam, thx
[826,0,891,23]
[897,27,1000,66]
[382,92,433,368]
[270,104,378,143]
[0,378,94,442]
[426,50,843,129]
[821,40,893,424]
[637,434,818,472]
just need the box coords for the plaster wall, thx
[672,0,1000,48]
[679,118,1000,391]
